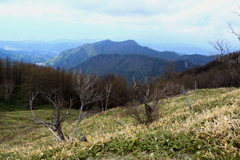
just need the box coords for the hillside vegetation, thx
[76,54,198,81]
[175,51,240,89]
[0,87,239,159]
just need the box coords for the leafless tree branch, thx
[227,22,240,41]
[130,76,185,124]
[208,39,231,55]
[71,71,103,141]
[0,79,16,103]
[29,90,73,142]
[104,83,113,111]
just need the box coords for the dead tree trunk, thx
[144,104,153,123]
[29,90,72,142]
[55,122,65,141]
[131,77,183,124]
[71,71,103,141]
[133,77,154,124]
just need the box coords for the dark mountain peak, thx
[177,54,214,65]
[122,39,138,44]
[81,43,93,48]
[45,39,213,69]
[94,39,139,46]
[96,39,113,44]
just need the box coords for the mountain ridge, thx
[75,53,198,81]
[46,39,208,69]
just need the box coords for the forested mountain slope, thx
[75,54,198,81]
[45,39,213,69]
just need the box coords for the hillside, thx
[0,48,15,59]
[0,40,87,64]
[45,43,98,68]
[0,48,47,63]
[75,54,198,81]
[175,51,240,89]
[142,42,213,55]
[176,54,214,65]
[0,88,239,159]
[45,39,213,69]
[0,40,84,53]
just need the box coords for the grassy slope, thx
[0,88,240,159]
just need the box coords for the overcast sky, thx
[0,0,239,47]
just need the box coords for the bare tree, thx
[103,82,113,111]
[0,79,16,103]
[133,77,153,123]
[161,61,176,79]
[71,71,103,141]
[129,77,183,124]
[208,39,240,78]
[228,22,240,41]
[208,39,231,55]
[29,90,72,142]
[209,6,240,78]
[182,81,198,111]
[228,6,240,41]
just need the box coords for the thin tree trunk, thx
[145,104,153,123]
[71,104,84,141]
[56,125,65,141]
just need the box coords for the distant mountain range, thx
[0,40,85,53]
[75,54,198,81]
[0,40,88,63]
[45,39,214,69]
[0,48,58,63]
[0,39,216,81]
[141,42,214,55]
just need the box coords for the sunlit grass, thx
[0,88,239,159]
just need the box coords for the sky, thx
[0,0,239,48]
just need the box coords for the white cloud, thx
[0,1,63,17]
[69,0,160,16]
[0,0,239,45]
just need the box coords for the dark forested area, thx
[0,52,239,112]
[0,57,130,111]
